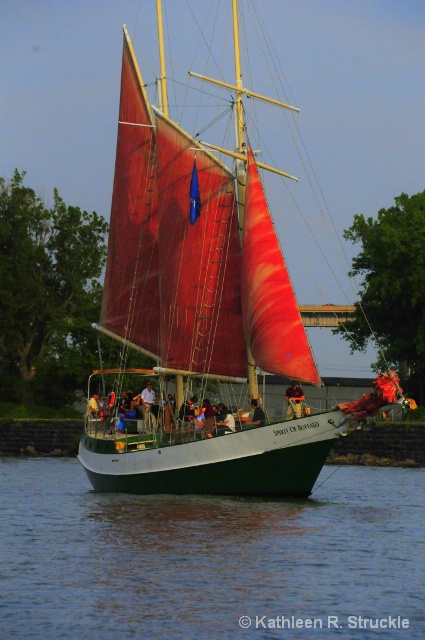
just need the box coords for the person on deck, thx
[216,406,236,434]
[201,398,215,435]
[98,395,107,421]
[215,403,226,421]
[243,399,266,429]
[117,391,131,414]
[106,388,116,416]
[87,393,100,419]
[141,381,156,406]
[285,381,305,420]
[120,392,142,420]
[194,406,205,438]
[141,382,157,429]
[178,396,198,428]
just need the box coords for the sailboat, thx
[78,1,404,496]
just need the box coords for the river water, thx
[1,458,423,640]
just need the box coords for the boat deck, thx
[83,415,269,453]
[81,404,339,457]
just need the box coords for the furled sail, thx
[241,147,321,384]
[154,112,247,377]
[100,28,160,357]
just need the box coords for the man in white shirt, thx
[141,381,157,429]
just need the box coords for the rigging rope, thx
[310,465,344,495]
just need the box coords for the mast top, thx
[156,0,169,117]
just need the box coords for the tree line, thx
[0,170,113,407]
[1,170,424,407]
[334,190,425,404]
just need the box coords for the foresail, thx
[241,148,321,384]
[154,112,247,377]
[100,29,160,358]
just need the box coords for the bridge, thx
[299,305,355,327]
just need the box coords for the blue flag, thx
[189,159,201,225]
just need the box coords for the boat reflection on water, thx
[83,493,323,549]
[77,492,334,633]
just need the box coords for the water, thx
[1,459,423,640]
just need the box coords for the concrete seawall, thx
[328,422,425,467]
[0,420,84,457]
[0,419,424,466]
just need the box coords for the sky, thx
[2,0,425,379]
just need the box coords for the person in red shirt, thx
[285,381,305,420]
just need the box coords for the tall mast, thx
[156,0,169,117]
[232,0,244,155]
[157,0,186,409]
[232,0,259,400]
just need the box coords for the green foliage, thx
[405,405,425,422]
[0,403,82,419]
[67,434,82,455]
[87,347,157,399]
[0,170,109,405]
[335,190,425,399]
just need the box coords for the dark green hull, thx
[81,438,335,497]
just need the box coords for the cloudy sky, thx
[2,0,425,378]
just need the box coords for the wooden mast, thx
[231,0,259,400]
[156,0,169,117]
[156,0,186,409]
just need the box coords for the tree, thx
[335,190,425,402]
[0,170,109,404]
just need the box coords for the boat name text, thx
[273,422,319,436]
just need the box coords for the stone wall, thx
[0,419,424,466]
[328,423,425,467]
[0,420,84,456]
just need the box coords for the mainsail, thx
[100,29,160,357]
[100,28,320,385]
[241,147,321,384]
[100,29,247,376]
[155,112,247,377]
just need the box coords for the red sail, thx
[155,113,247,377]
[100,31,160,357]
[241,148,321,384]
